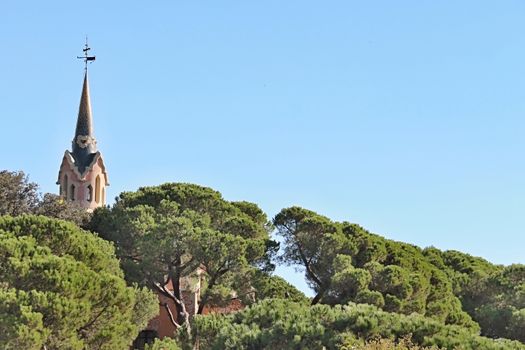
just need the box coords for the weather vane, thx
[77,37,96,71]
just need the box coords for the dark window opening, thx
[63,174,68,198]
[132,330,158,350]
[87,184,93,202]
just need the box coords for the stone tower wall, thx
[57,154,108,211]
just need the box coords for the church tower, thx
[57,42,108,211]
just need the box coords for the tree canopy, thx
[0,215,158,350]
[436,251,525,342]
[0,170,90,226]
[0,170,39,216]
[274,206,525,343]
[189,299,525,350]
[88,183,279,332]
[3,170,525,347]
[274,206,477,330]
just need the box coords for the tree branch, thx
[153,282,192,338]
[197,262,230,314]
[77,305,109,337]
[297,243,322,287]
[160,302,181,329]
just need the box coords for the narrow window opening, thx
[95,175,101,204]
[87,185,93,202]
[70,184,75,201]
[63,174,68,198]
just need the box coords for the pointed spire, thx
[73,38,97,156]
[75,71,94,139]
[71,71,98,174]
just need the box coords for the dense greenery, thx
[2,170,525,348]
[0,170,90,225]
[154,331,442,350]
[189,299,524,350]
[274,207,477,329]
[434,250,525,342]
[0,215,158,350]
[274,206,525,342]
[88,183,280,331]
[145,337,182,350]
[342,338,440,350]
[249,272,308,303]
[0,170,39,215]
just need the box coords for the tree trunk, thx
[311,290,324,305]
[197,274,219,314]
[153,282,192,338]
[171,261,184,325]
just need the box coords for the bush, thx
[145,338,182,350]
[189,299,525,350]
[0,215,158,350]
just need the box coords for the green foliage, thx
[0,170,39,216]
[189,299,525,350]
[342,337,441,350]
[0,288,48,350]
[274,207,477,330]
[132,286,162,331]
[89,183,278,320]
[330,256,372,302]
[145,337,182,350]
[274,206,355,304]
[0,170,90,225]
[425,249,525,342]
[0,215,158,350]
[249,271,308,303]
[34,193,91,227]
[355,290,385,308]
[275,205,525,342]
[5,171,523,345]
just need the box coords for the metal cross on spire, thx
[77,37,96,71]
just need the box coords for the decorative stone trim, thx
[57,150,109,185]
[75,135,97,148]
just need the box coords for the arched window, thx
[70,184,75,201]
[102,187,106,205]
[87,184,93,202]
[95,175,101,204]
[63,174,68,198]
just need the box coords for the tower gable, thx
[57,151,109,210]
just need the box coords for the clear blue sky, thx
[1,1,524,295]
